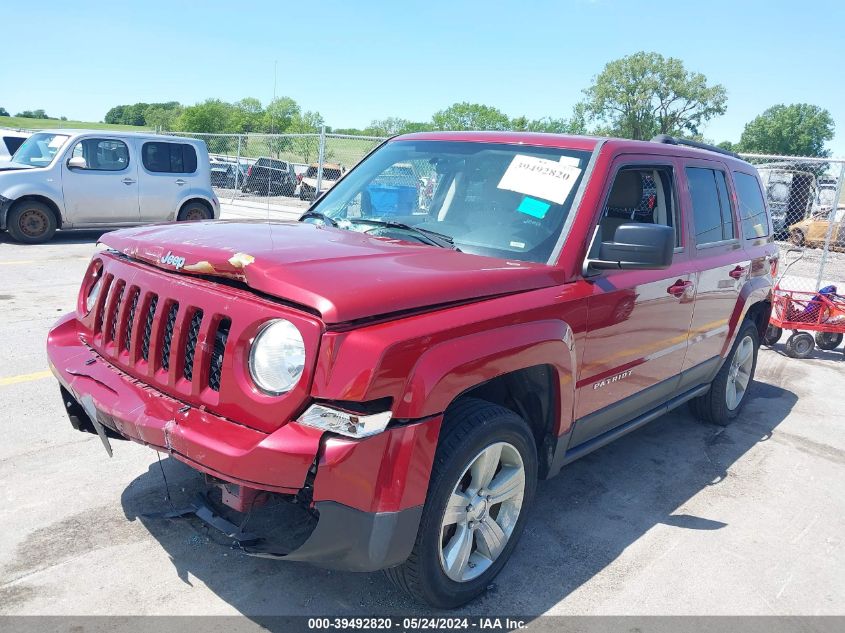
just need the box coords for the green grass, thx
[0,116,150,132]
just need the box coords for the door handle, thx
[175,179,186,186]
[667,280,692,298]
[729,266,747,280]
[122,178,136,185]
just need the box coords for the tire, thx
[177,202,212,222]
[784,332,815,359]
[815,332,843,350]
[384,397,537,609]
[789,229,805,247]
[7,200,57,244]
[689,320,759,426]
[762,325,782,346]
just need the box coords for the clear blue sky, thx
[4,0,845,154]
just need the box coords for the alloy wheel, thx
[439,442,525,583]
[726,335,754,410]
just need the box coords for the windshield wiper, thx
[349,218,457,249]
[298,211,338,227]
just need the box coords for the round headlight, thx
[249,319,306,395]
[85,275,102,314]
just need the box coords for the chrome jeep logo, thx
[593,369,633,390]
[160,251,186,270]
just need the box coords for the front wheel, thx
[7,200,57,244]
[785,332,815,358]
[762,325,782,346]
[815,332,843,350]
[384,398,537,608]
[690,320,759,426]
[177,202,213,222]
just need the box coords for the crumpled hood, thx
[100,220,563,324]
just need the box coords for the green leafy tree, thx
[0,107,9,117]
[285,111,325,163]
[432,102,511,131]
[230,97,264,133]
[737,104,834,157]
[17,109,51,119]
[175,99,235,133]
[579,52,727,140]
[144,104,183,131]
[263,97,300,133]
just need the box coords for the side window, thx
[599,167,680,246]
[733,171,770,239]
[4,136,26,155]
[70,138,129,171]
[686,167,735,245]
[142,142,197,173]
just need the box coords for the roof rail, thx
[650,134,739,159]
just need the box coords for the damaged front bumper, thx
[47,312,441,571]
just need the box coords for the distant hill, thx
[0,116,150,132]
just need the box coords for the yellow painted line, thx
[0,369,53,387]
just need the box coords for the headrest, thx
[608,171,643,208]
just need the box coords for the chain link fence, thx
[738,153,845,295]
[165,129,385,210]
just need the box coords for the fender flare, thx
[721,276,773,358]
[395,318,577,436]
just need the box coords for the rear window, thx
[733,171,770,239]
[142,142,198,173]
[686,167,736,245]
[3,136,26,155]
[256,158,286,170]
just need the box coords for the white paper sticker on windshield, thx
[558,155,581,168]
[497,154,581,205]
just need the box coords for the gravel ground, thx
[0,225,843,620]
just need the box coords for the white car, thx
[0,129,30,163]
[0,130,219,243]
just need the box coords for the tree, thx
[0,107,9,117]
[230,97,264,133]
[579,52,727,140]
[263,97,300,133]
[144,104,182,131]
[16,109,51,119]
[432,102,511,131]
[105,102,181,127]
[285,111,325,163]
[175,99,235,133]
[738,104,834,157]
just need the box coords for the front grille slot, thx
[107,283,125,343]
[94,274,114,334]
[141,295,158,362]
[182,309,204,381]
[160,302,179,370]
[208,318,230,392]
[124,288,140,351]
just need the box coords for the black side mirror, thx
[586,223,675,272]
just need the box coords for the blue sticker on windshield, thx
[517,197,551,219]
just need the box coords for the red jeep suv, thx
[47,132,776,608]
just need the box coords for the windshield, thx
[308,140,592,263]
[11,132,70,167]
